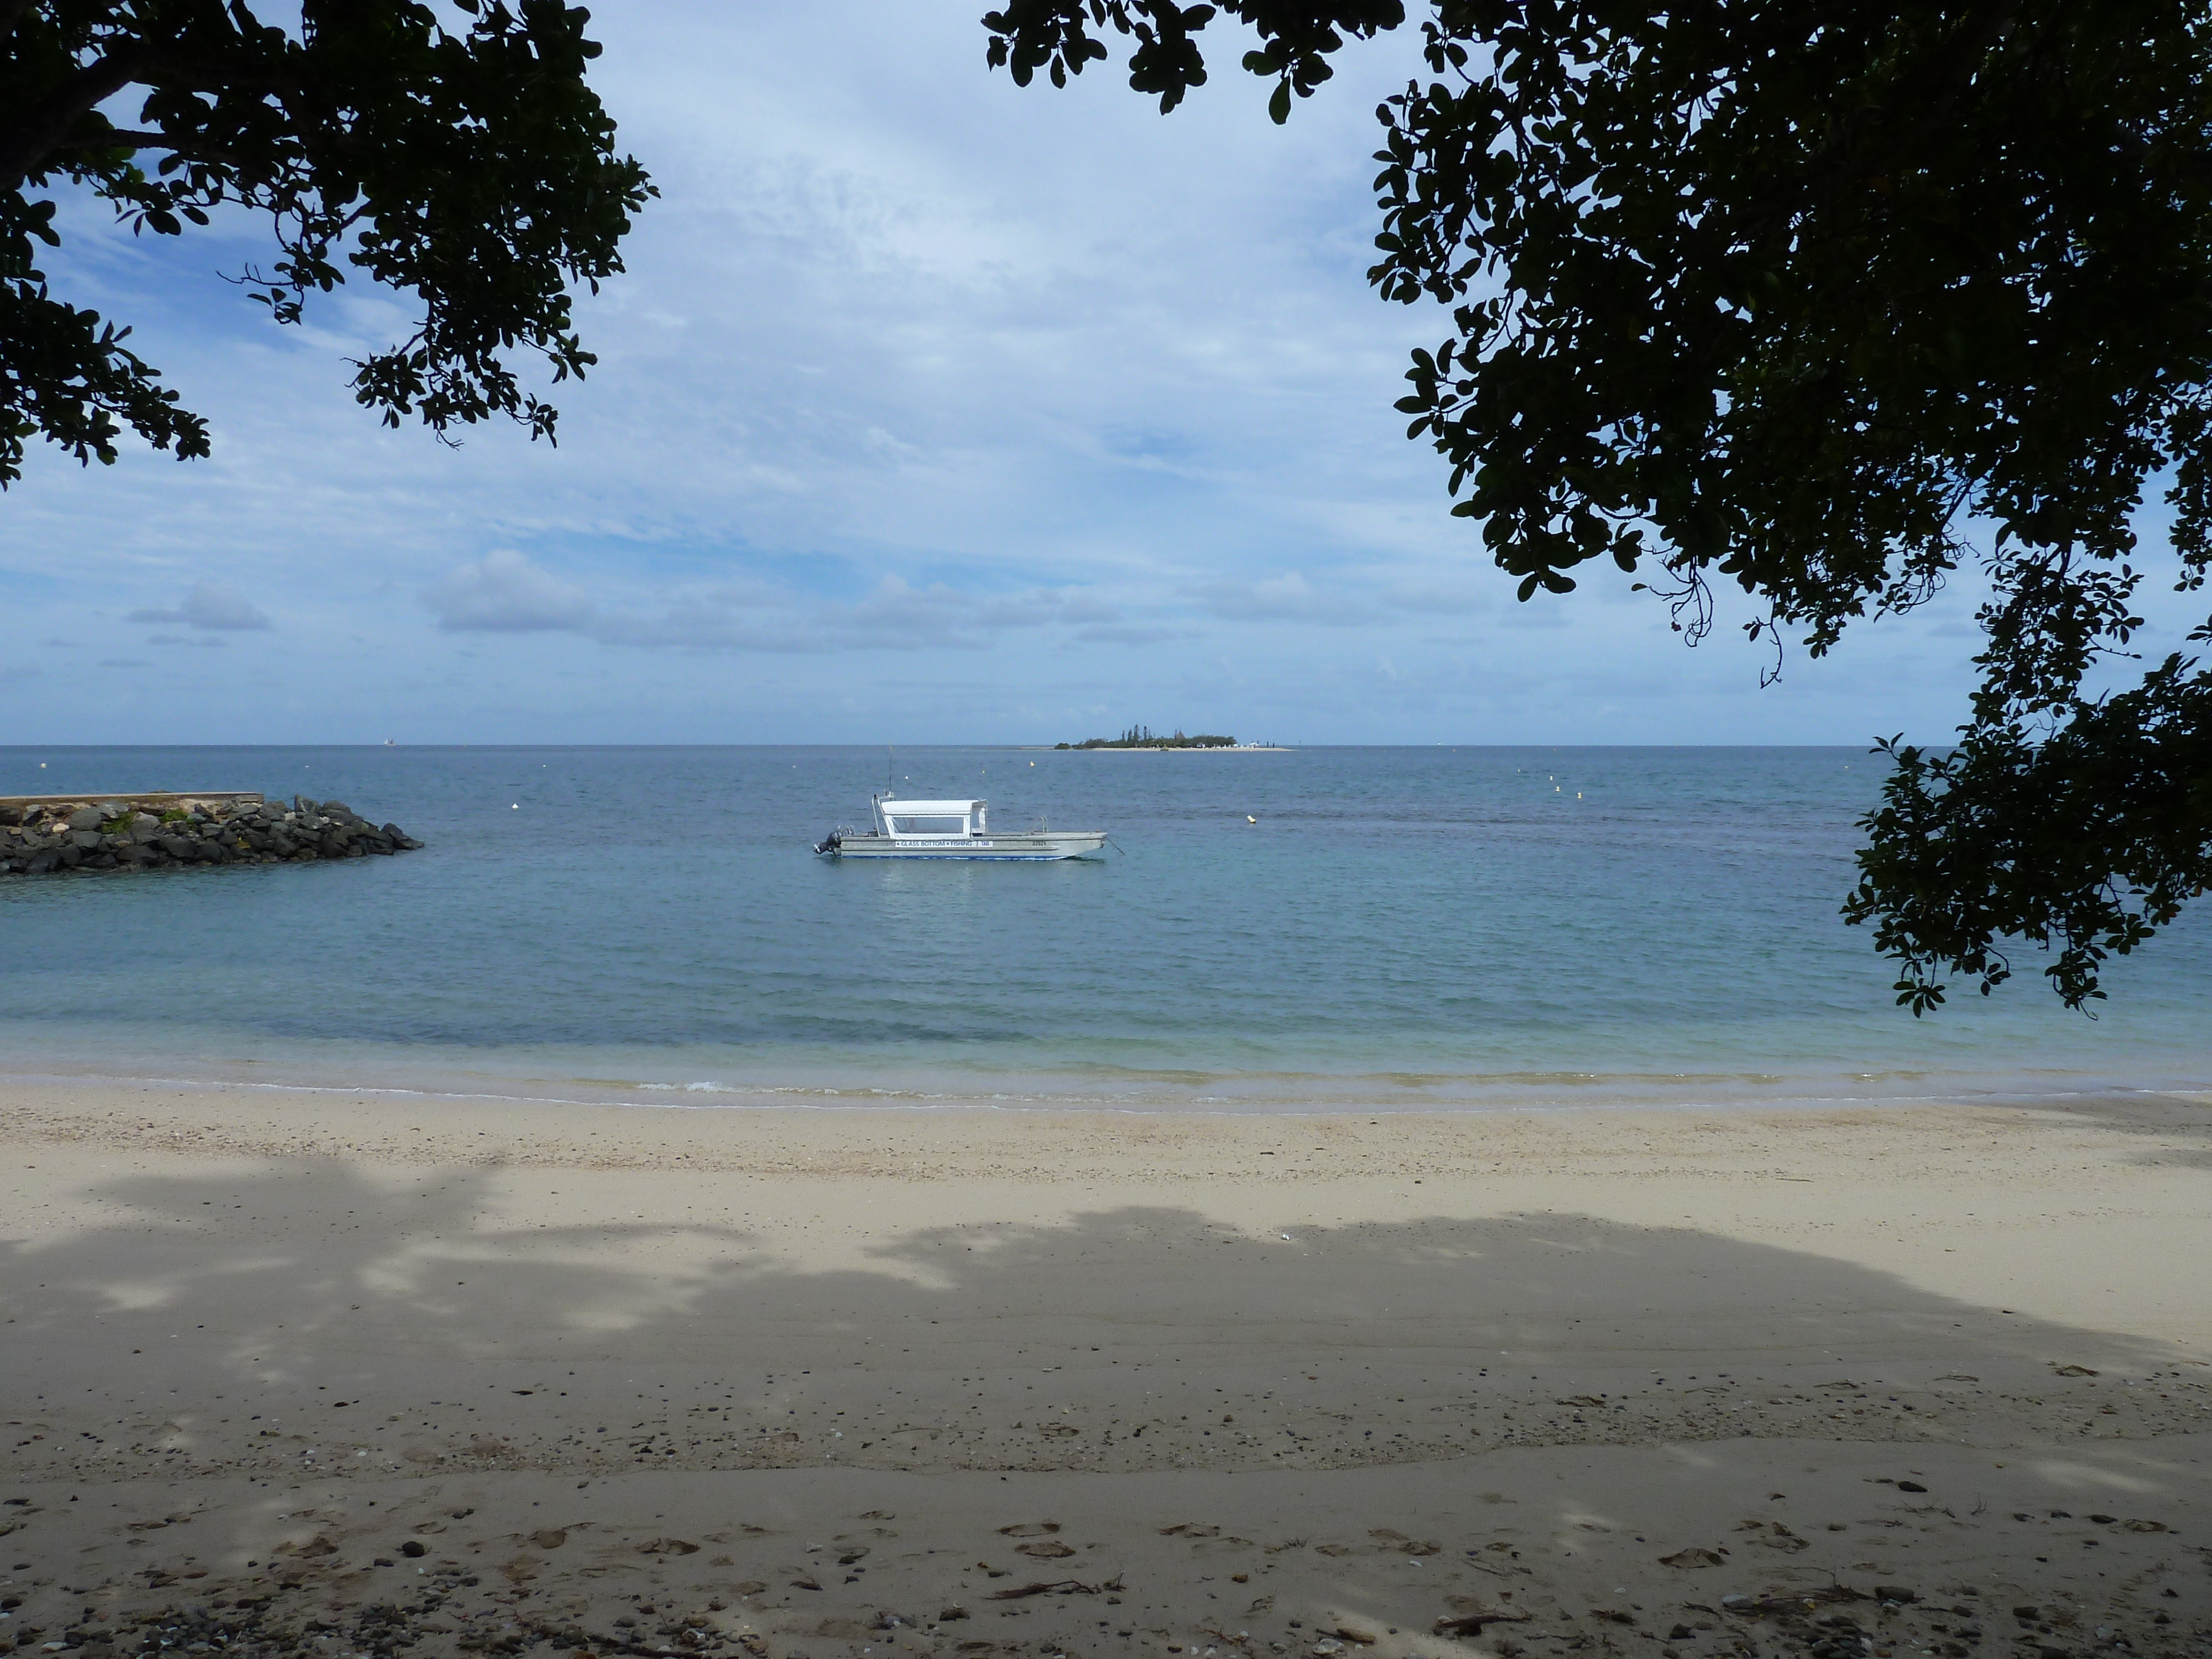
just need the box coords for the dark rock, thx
[3,792,419,877]
[399,1541,427,1559]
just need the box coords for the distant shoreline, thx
[1018,744,1293,752]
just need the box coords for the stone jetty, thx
[0,792,421,876]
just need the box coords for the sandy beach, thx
[4,1083,2211,1659]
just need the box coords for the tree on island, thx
[1,0,653,488]
[985,1,2212,1012]
[1057,725,1238,748]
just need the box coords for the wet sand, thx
[4,1082,2211,1659]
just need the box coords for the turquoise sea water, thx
[1,744,2207,1113]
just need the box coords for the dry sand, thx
[4,1083,2212,1659]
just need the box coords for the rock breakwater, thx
[0,792,421,876]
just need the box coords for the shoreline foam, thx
[5,1049,2209,1119]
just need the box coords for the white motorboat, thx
[813,796,1106,860]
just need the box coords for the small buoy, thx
[1246,814,1257,823]
[511,803,519,810]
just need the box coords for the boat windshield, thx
[890,813,968,834]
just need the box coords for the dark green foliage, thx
[1066,724,1238,748]
[2,0,653,487]
[1845,660,2212,1013]
[984,0,2212,1008]
[983,2,1405,116]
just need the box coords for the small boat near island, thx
[813,795,1107,861]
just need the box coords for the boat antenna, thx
[887,743,894,796]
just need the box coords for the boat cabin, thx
[875,797,989,838]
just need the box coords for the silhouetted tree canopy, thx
[2,0,652,486]
[985,0,2212,1011]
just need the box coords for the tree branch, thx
[49,129,245,165]
[1,41,160,189]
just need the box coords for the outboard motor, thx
[812,831,841,856]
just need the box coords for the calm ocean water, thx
[2,744,2207,1113]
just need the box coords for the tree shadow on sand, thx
[3,1158,2196,1471]
[6,1160,2212,1650]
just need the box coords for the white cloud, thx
[421,558,1135,655]
[0,4,2008,743]
[127,582,272,630]
[422,550,598,633]
[1193,571,1380,625]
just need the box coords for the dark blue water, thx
[2,745,2206,1110]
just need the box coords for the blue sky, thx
[0,4,2142,745]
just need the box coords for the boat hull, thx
[819,831,1105,861]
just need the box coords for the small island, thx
[1057,725,1239,750]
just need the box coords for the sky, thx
[0,4,2174,746]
